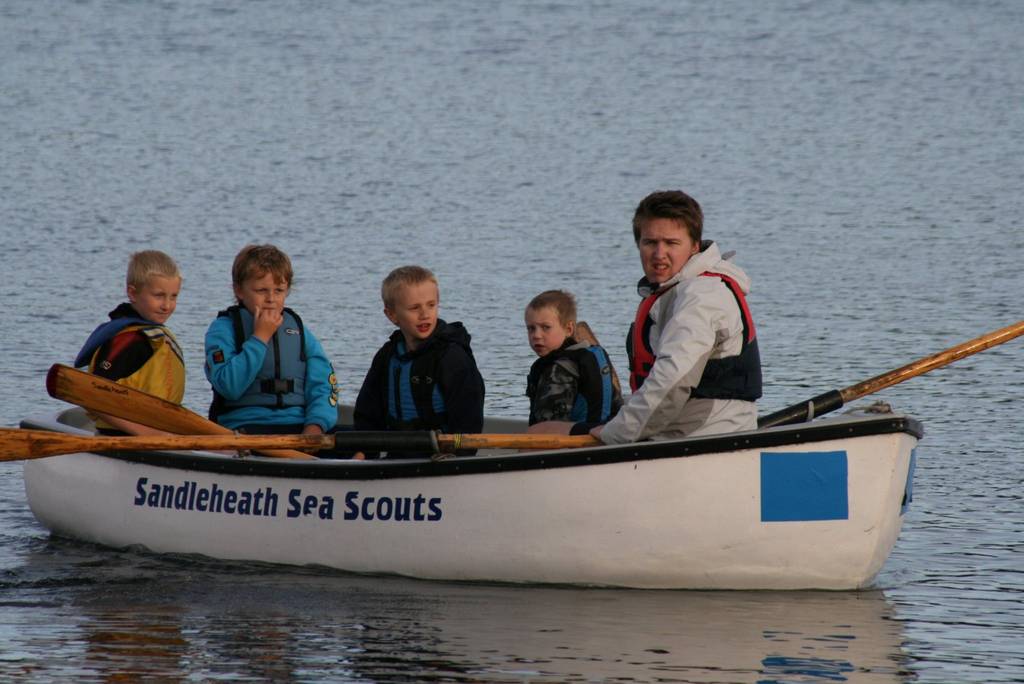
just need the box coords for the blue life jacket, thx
[386,338,449,431]
[526,340,623,424]
[382,321,480,432]
[75,310,157,368]
[209,305,308,420]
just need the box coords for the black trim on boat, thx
[20,413,922,481]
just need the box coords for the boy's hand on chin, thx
[253,307,284,342]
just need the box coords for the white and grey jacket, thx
[600,241,759,444]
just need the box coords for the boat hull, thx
[22,411,919,590]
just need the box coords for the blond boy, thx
[353,266,485,452]
[75,250,185,435]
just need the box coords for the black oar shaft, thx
[331,431,438,453]
[757,390,844,430]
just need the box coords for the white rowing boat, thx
[21,406,919,590]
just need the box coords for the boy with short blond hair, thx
[75,250,185,435]
[204,244,339,436]
[354,265,485,451]
[380,265,437,310]
[524,290,622,430]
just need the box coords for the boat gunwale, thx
[20,412,923,481]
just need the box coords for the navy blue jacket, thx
[354,320,485,454]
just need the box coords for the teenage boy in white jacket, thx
[594,190,762,443]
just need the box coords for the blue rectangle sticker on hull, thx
[761,451,849,522]
[901,448,916,515]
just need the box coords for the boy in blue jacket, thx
[354,265,485,455]
[204,244,339,437]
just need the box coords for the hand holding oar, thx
[758,319,1024,429]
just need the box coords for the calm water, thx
[2,0,1023,681]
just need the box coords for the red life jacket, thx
[629,283,676,392]
[628,272,761,401]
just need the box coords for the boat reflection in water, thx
[45,557,911,683]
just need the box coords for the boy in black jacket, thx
[524,290,622,432]
[354,265,485,456]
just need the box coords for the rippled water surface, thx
[1,1,1022,681]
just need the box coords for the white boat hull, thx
[22,410,919,590]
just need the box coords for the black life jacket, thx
[627,272,762,401]
[208,305,308,421]
[526,340,622,424]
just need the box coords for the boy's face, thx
[128,275,181,324]
[385,280,439,351]
[638,217,700,285]
[234,271,290,317]
[525,305,573,358]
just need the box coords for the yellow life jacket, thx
[88,325,185,430]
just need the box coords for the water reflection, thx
[4,540,913,683]
[81,607,188,682]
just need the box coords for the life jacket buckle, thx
[260,378,295,394]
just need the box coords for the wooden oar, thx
[758,319,1024,429]
[46,364,314,460]
[0,427,598,461]
[0,428,332,461]
[438,433,598,451]
[327,431,600,452]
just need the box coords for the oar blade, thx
[1,428,330,462]
[46,364,315,460]
[0,428,91,461]
[47,364,223,434]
